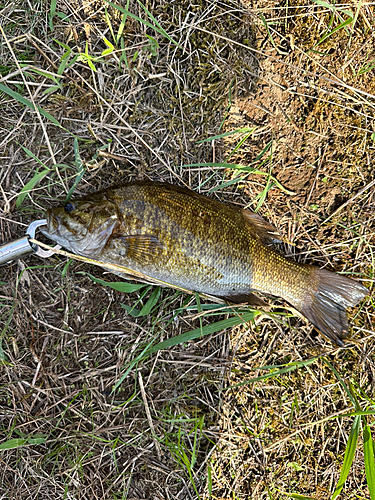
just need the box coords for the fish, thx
[41,181,369,346]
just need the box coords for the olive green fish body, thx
[43,181,368,345]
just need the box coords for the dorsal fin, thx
[240,209,282,244]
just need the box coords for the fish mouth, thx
[40,210,80,249]
[40,209,58,239]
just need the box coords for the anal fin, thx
[221,291,269,307]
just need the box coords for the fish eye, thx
[64,202,75,213]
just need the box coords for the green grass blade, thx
[0,83,62,128]
[112,336,156,392]
[227,357,318,389]
[331,415,361,499]
[259,13,278,51]
[254,140,273,161]
[225,131,255,161]
[20,145,49,167]
[49,0,57,29]
[116,0,129,43]
[316,17,353,47]
[65,138,86,201]
[278,492,318,500]
[16,169,51,207]
[106,1,181,49]
[254,181,275,212]
[207,176,247,193]
[180,162,294,195]
[0,438,27,450]
[207,463,212,496]
[323,358,357,409]
[147,310,259,354]
[88,275,147,293]
[363,423,375,500]
[124,286,161,317]
[332,410,375,418]
[196,127,257,143]
[310,0,353,17]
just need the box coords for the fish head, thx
[42,195,120,257]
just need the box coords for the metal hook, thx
[26,219,61,258]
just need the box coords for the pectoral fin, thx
[114,234,162,263]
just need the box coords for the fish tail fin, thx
[298,269,368,346]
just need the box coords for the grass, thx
[0,0,374,499]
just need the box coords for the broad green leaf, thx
[102,37,114,56]
[23,67,59,82]
[88,275,147,293]
[57,55,69,76]
[87,58,97,72]
[363,424,375,500]
[43,85,62,95]
[147,310,259,354]
[0,83,61,128]
[121,303,142,316]
[53,39,71,51]
[56,11,70,21]
[0,438,27,450]
[16,169,50,207]
[331,415,361,499]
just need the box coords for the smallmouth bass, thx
[42,181,369,345]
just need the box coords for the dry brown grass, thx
[0,0,374,499]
